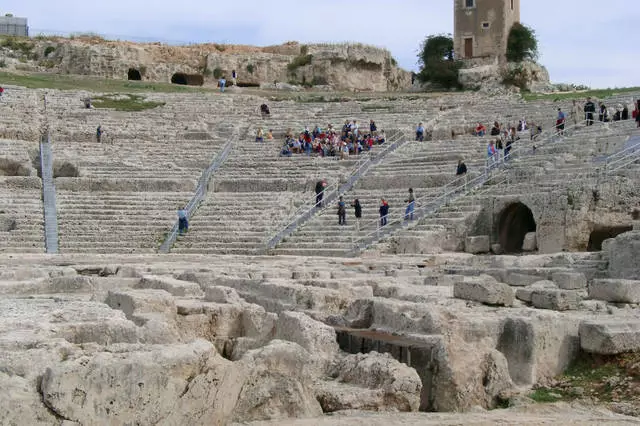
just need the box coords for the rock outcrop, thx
[0,37,411,91]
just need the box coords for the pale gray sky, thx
[2,0,637,88]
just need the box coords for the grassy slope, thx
[0,71,211,94]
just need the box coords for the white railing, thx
[264,129,407,250]
[158,132,238,253]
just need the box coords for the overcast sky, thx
[2,0,637,88]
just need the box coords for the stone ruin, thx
[0,84,639,425]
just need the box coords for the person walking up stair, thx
[337,196,346,226]
[351,199,362,233]
[379,199,389,227]
[404,188,415,221]
[315,179,327,208]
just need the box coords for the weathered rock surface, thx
[515,280,558,303]
[233,340,323,422]
[589,279,640,304]
[579,319,640,355]
[453,275,514,306]
[522,232,538,252]
[606,231,640,280]
[318,351,422,412]
[3,38,410,91]
[41,340,244,425]
[552,272,587,290]
[464,236,490,254]
[531,289,581,311]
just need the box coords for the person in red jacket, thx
[0,86,4,98]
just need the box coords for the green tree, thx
[506,23,538,62]
[417,34,462,90]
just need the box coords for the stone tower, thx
[453,0,520,62]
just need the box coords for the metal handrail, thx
[272,129,401,225]
[158,132,237,253]
[265,129,407,250]
[347,119,639,256]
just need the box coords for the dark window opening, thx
[587,226,633,251]
[498,202,537,254]
[127,68,142,81]
[466,0,475,8]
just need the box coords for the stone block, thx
[504,272,543,287]
[491,244,503,255]
[552,272,587,290]
[579,319,640,355]
[530,289,580,311]
[465,236,490,254]
[453,275,514,306]
[606,231,640,280]
[137,275,203,297]
[515,280,557,303]
[589,279,640,303]
[522,232,537,251]
[205,286,244,304]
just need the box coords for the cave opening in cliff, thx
[498,202,537,253]
[587,225,633,251]
[171,73,188,85]
[127,68,142,80]
[171,73,204,86]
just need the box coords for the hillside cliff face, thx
[0,36,411,91]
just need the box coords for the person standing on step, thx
[219,76,227,93]
[231,70,237,86]
[337,196,347,226]
[379,198,389,227]
[351,199,362,233]
[556,108,566,136]
[571,99,582,126]
[315,179,327,208]
[178,208,189,235]
[584,97,596,126]
[456,159,467,176]
[416,122,425,141]
[404,188,415,222]
[0,86,4,99]
[96,125,103,143]
[255,127,264,143]
[599,102,608,122]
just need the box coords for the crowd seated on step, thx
[275,119,386,158]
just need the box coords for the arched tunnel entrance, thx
[498,202,537,254]
[587,225,633,251]
[127,68,142,80]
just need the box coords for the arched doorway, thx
[587,225,632,251]
[498,202,537,253]
[171,73,188,85]
[127,68,142,80]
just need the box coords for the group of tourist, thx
[271,120,387,158]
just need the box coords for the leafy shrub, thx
[212,67,223,79]
[213,44,226,52]
[43,46,56,57]
[416,34,462,90]
[246,63,255,74]
[300,45,309,55]
[390,57,397,67]
[0,36,35,56]
[506,23,538,62]
[0,59,6,68]
[287,54,313,72]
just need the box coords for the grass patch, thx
[0,71,213,93]
[529,388,565,403]
[523,87,640,102]
[529,352,640,405]
[92,94,165,111]
[287,54,313,72]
